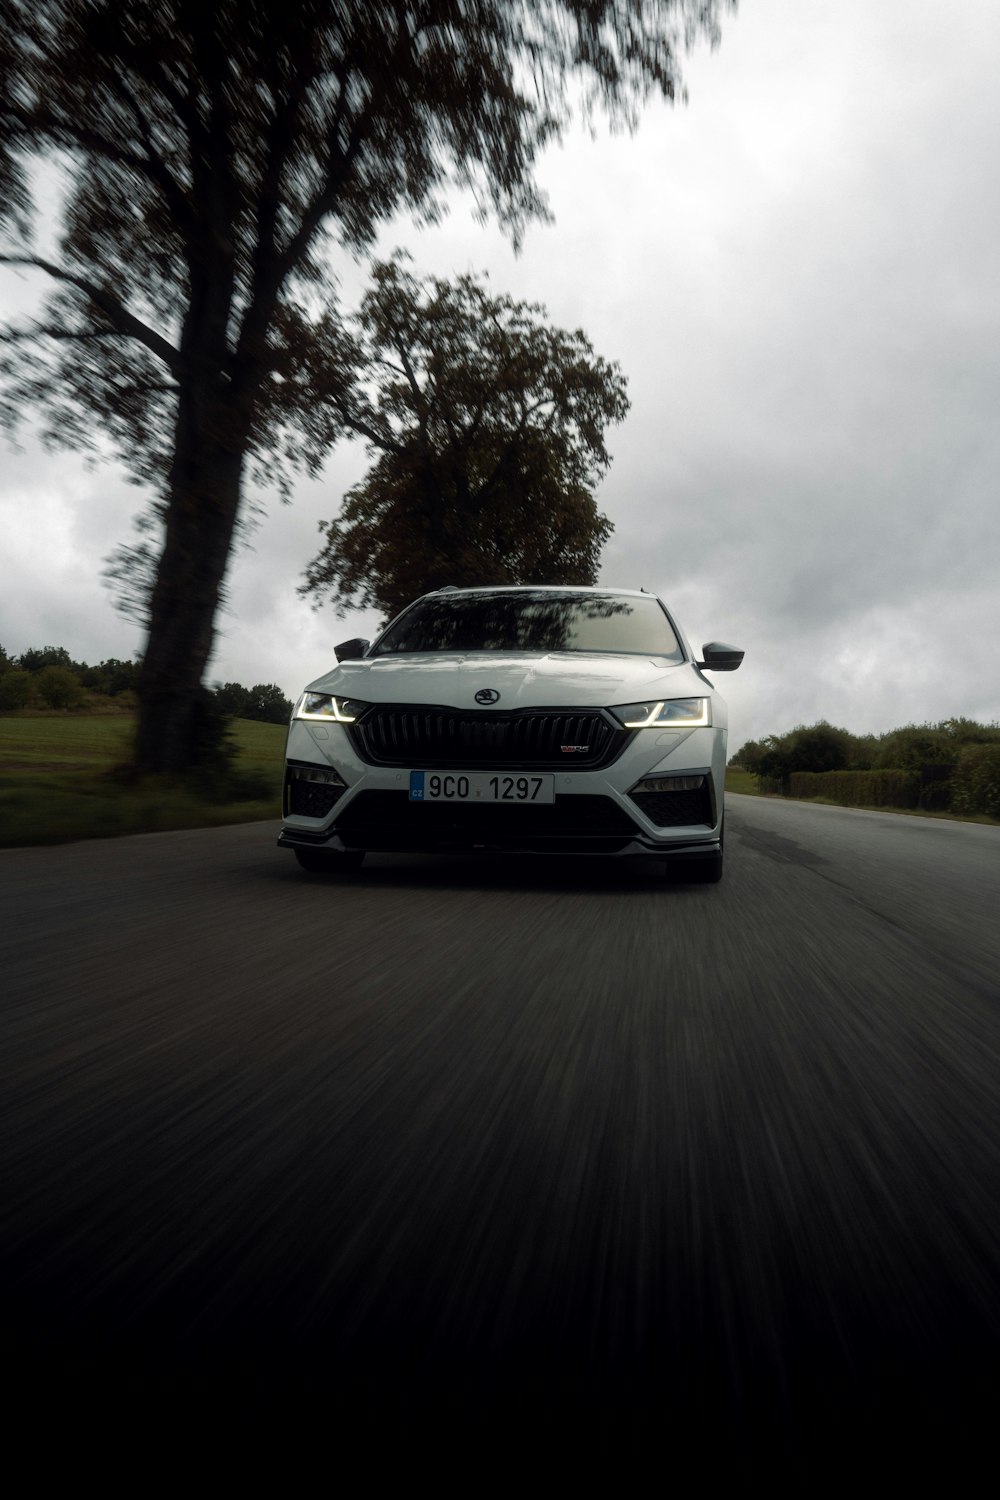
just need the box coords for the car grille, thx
[628,786,714,827]
[332,791,642,853]
[348,707,629,770]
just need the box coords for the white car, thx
[278,586,743,882]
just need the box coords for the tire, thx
[294,848,366,874]
[687,851,724,883]
[666,816,724,884]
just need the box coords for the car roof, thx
[423,585,656,600]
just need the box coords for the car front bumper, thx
[278,717,726,860]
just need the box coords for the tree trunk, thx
[134,380,249,775]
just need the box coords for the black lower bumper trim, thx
[278,826,721,860]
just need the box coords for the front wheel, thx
[666,817,724,884]
[294,848,366,875]
[685,851,723,883]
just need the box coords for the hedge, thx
[787,769,920,808]
[951,744,1000,819]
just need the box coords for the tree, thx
[296,260,626,619]
[213,682,254,720]
[730,739,765,774]
[212,680,292,723]
[78,657,141,696]
[35,664,84,709]
[17,645,76,673]
[1,0,732,773]
[756,722,852,785]
[0,670,32,711]
[247,684,294,724]
[874,725,953,772]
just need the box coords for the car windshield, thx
[370,591,683,658]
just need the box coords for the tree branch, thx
[111,75,196,238]
[0,255,181,373]
[248,43,326,286]
[329,391,405,455]
[391,329,429,434]
[267,12,420,299]
[2,99,188,214]
[2,323,129,345]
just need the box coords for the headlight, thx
[293,693,369,723]
[609,697,712,729]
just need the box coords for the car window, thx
[370,592,683,658]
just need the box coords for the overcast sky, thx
[3,0,999,748]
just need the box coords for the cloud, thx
[2,0,999,742]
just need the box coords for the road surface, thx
[2,794,999,1444]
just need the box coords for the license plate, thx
[409,771,555,804]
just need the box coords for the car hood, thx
[305,652,706,710]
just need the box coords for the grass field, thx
[724,768,761,795]
[0,714,286,848]
[5,722,987,848]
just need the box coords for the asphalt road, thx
[3,795,999,1446]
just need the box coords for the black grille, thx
[285,778,346,819]
[628,787,713,827]
[333,791,642,853]
[349,707,628,770]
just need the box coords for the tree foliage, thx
[731,722,857,784]
[78,657,141,697]
[17,645,75,673]
[0,671,32,710]
[0,645,289,722]
[731,718,1000,808]
[213,681,293,724]
[0,0,732,771]
[34,664,85,709]
[755,722,851,783]
[9,646,139,693]
[296,259,627,619]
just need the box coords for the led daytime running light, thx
[620,698,711,728]
[295,692,365,723]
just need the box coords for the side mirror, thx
[334,637,370,662]
[698,641,744,672]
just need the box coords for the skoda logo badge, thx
[475,688,501,705]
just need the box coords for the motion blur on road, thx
[3,794,999,1444]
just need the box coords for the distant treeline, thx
[731,719,1000,819]
[0,645,292,724]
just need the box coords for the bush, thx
[214,681,253,718]
[0,669,33,710]
[874,725,955,773]
[213,681,293,724]
[731,739,766,773]
[757,722,852,783]
[742,717,1000,817]
[918,763,952,811]
[788,769,920,808]
[951,745,1000,819]
[35,665,85,709]
[188,687,239,776]
[78,658,141,696]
